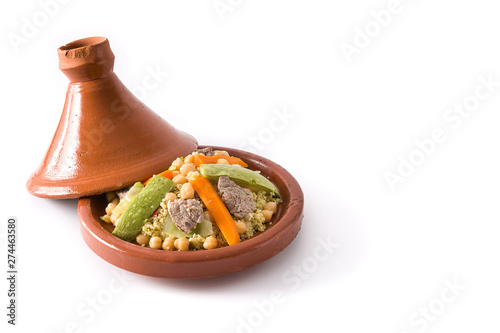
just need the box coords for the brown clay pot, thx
[78,146,304,279]
[27,37,197,199]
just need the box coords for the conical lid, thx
[27,37,197,198]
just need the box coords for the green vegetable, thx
[199,164,280,198]
[163,214,214,238]
[112,176,175,241]
[111,182,144,222]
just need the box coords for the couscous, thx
[101,147,281,251]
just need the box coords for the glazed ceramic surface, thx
[78,147,304,279]
[27,37,197,198]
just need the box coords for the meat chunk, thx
[195,147,215,156]
[167,199,204,233]
[218,176,256,219]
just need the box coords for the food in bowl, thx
[100,147,281,251]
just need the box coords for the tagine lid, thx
[26,37,198,199]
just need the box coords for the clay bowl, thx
[78,146,304,279]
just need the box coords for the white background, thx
[1,0,499,332]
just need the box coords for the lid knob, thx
[57,36,114,82]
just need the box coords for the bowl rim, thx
[78,146,304,277]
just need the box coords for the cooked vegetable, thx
[162,237,175,251]
[172,174,187,184]
[105,198,119,216]
[163,215,214,238]
[105,191,118,203]
[136,233,150,245]
[189,176,240,246]
[180,163,196,176]
[199,164,280,198]
[174,237,190,251]
[149,236,162,249]
[143,169,174,186]
[180,183,195,199]
[110,182,145,222]
[104,147,283,251]
[194,154,248,167]
[112,176,175,241]
[203,236,218,249]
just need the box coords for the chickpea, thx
[264,202,277,214]
[203,236,218,250]
[180,183,195,200]
[214,150,230,156]
[171,158,184,170]
[105,191,117,203]
[110,215,117,225]
[101,215,111,224]
[262,210,273,222]
[180,163,196,176]
[217,158,229,165]
[184,154,195,164]
[162,237,175,251]
[174,237,189,251]
[149,236,162,249]
[186,171,200,181]
[235,221,247,235]
[105,198,120,215]
[173,174,187,184]
[136,233,150,246]
[164,192,177,202]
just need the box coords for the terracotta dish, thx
[27,37,197,199]
[78,147,304,279]
[26,36,304,278]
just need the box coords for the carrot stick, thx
[190,177,240,245]
[194,154,248,167]
[143,170,174,186]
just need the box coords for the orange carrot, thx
[194,154,248,167]
[190,177,240,245]
[143,170,174,186]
